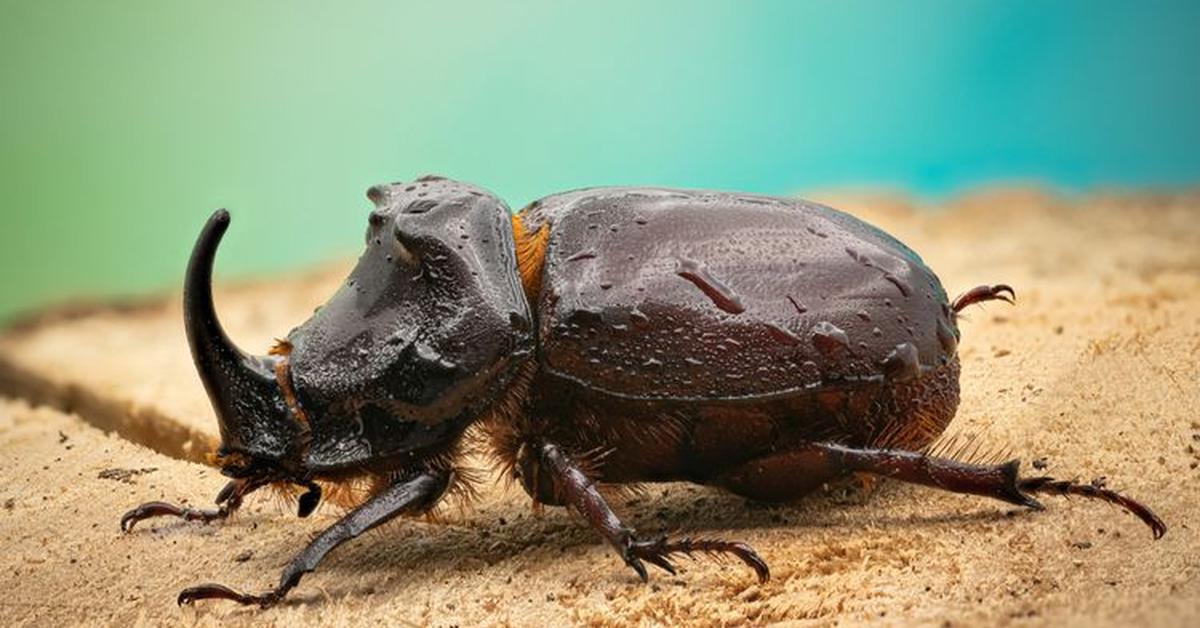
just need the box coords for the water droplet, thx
[414,341,456,370]
[856,309,871,322]
[766,324,801,345]
[799,360,821,386]
[881,342,921,381]
[811,321,849,355]
[684,357,704,366]
[675,258,745,314]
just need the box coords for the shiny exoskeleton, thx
[121,176,1165,607]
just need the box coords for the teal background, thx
[2,1,1199,320]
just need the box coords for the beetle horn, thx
[185,210,293,458]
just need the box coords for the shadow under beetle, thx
[121,176,1165,607]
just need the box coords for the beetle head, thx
[184,177,533,476]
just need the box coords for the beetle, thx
[121,176,1165,607]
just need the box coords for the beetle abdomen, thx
[518,354,960,490]
[518,188,958,402]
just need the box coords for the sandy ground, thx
[1,188,1197,627]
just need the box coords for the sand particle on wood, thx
[0,189,1197,626]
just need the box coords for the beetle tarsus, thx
[1017,476,1167,539]
[952,284,1015,313]
[177,581,290,608]
[120,478,263,533]
[121,502,221,533]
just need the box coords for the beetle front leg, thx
[120,477,267,533]
[177,468,450,607]
[534,441,769,583]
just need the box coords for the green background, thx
[3,1,1199,320]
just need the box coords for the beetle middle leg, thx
[177,468,450,607]
[530,441,769,583]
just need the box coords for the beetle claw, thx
[641,552,677,576]
[623,555,650,583]
[628,536,677,576]
[623,534,769,583]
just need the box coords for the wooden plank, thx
[1,191,1197,626]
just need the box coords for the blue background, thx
[2,1,1198,319]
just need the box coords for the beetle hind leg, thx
[952,283,1015,313]
[531,440,769,583]
[742,443,1166,539]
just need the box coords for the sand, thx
[0,188,1197,627]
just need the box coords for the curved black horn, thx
[184,210,294,459]
[185,210,250,382]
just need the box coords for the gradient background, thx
[2,1,1199,321]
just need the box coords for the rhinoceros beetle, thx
[121,176,1165,607]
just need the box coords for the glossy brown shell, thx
[523,187,960,402]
